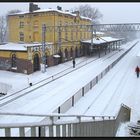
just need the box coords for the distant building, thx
[0,3,92,74]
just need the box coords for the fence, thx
[0,104,131,137]
[0,42,136,136]
[54,41,138,115]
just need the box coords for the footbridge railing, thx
[0,104,131,137]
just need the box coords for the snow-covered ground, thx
[0,40,139,136]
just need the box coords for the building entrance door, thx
[33,53,40,71]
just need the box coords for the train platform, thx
[0,40,139,136]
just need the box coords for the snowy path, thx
[61,39,140,136]
[0,51,122,107]
[0,50,123,113]
[0,39,138,131]
[0,51,119,102]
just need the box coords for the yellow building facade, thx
[0,7,92,74]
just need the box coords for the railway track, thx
[0,43,134,107]
[82,41,139,116]
[100,42,140,116]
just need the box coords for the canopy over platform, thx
[81,36,125,57]
[81,36,125,45]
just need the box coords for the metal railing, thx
[0,41,137,137]
[53,41,138,115]
[0,103,131,137]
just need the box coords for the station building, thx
[0,3,93,74]
[0,3,125,74]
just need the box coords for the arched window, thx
[33,20,39,30]
[65,48,68,59]
[75,47,78,57]
[11,54,16,68]
[70,48,73,58]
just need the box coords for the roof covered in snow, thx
[0,42,42,51]
[82,37,124,45]
[8,9,92,21]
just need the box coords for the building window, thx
[33,14,38,16]
[19,32,24,41]
[19,15,24,18]
[11,54,17,68]
[19,21,24,28]
[33,20,39,31]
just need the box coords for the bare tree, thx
[0,9,22,43]
[71,4,103,24]
[7,9,21,15]
[6,9,21,22]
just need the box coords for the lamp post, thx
[42,24,46,73]
[90,24,94,55]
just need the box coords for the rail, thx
[0,42,136,137]
[0,47,120,106]
[53,41,138,115]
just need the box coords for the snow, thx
[136,51,140,57]
[82,36,123,44]
[116,122,130,136]
[9,9,92,21]
[93,31,105,35]
[0,39,139,136]
[0,42,42,51]
[53,54,60,58]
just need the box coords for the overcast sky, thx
[0,2,140,24]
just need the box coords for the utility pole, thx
[42,24,46,73]
[90,24,94,55]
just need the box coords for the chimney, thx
[29,2,40,13]
[29,2,33,12]
[57,6,62,11]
